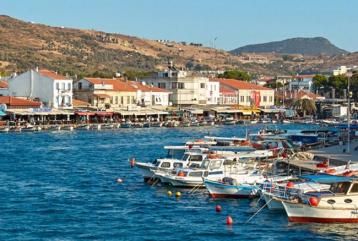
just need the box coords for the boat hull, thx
[282,202,358,223]
[204,180,259,198]
[261,191,284,210]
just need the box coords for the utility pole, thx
[347,72,352,153]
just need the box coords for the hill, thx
[230,37,348,56]
[0,15,357,77]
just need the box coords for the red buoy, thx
[286,182,294,189]
[226,215,233,225]
[309,197,320,207]
[130,158,136,168]
[215,205,222,213]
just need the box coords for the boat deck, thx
[309,140,358,163]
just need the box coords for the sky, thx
[0,0,357,51]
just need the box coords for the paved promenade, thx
[309,139,358,163]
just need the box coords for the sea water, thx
[0,124,356,240]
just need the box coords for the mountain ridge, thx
[230,37,348,56]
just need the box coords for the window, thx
[127,96,130,104]
[78,82,82,90]
[115,96,118,104]
[158,82,166,89]
[110,97,113,104]
[240,96,244,102]
[200,83,205,89]
[189,155,203,162]
[178,83,184,89]
[350,183,358,193]
[209,160,222,170]
[172,82,177,89]
[269,96,273,102]
[121,96,124,105]
[56,83,60,90]
[61,83,65,90]
[188,171,203,177]
[160,162,170,168]
[173,163,183,168]
[132,96,135,104]
[263,96,267,102]
[330,182,351,194]
[246,96,250,102]
[67,83,71,90]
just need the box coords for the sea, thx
[0,124,356,241]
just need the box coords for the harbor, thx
[2,123,358,240]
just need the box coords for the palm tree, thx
[292,99,317,117]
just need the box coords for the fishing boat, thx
[47,125,61,131]
[62,125,74,131]
[121,122,132,128]
[102,123,114,129]
[281,175,358,223]
[76,124,91,130]
[22,124,41,132]
[0,126,10,132]
[151,122,163,127]
[91,124,102,130]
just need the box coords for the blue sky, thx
[0,0,356,51]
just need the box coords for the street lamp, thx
[347,72,353,153]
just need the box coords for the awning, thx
[94,94,111,99]
[240,110,252,115]
[75,111,96,116]
[96,111,113,117]
[211,108,242,114]
[113,110,169,116]
[6,109,74,116]
[260,108,283,113]
[0,110,6,116]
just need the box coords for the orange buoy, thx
[178,171,185,177]
[130,158,136,168]
[286,182,294,189]
[226,215,233,225]
[309,197,320,207]
[215,205,222,213]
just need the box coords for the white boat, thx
[62,125,74,131]
[22,125,41,132]
[0,127,10,132]
[76,124,91,130]
[281,175,358,223]
[121,122,132,128]
[47,125,61,131]
[102,123,114,129]
[91,124,101,130]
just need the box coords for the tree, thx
[312,74,328,92]
[350,73,358,101]
[218,70,251,81]
[293,99,317,117]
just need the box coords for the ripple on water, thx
[0,124,355,241]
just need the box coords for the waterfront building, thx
[7,68,73,109]
[74,78,137,109]
[288,75,315,92]
[206,81,220,105]
[142,64,210,106]
[128,81,170,107]
[216,78,274,108]
[219,86,237,105]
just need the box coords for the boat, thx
[91,124,101,130]
[0,126,10,132]
[151,122,163,127]
[121,122,132,128]
[62,125,74,131]
[76,124,91,130]
[47,125,61,131]
[21,124,41,132]
[102,123,114,129]
[281,174,358,223]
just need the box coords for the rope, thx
[245,198,272,224]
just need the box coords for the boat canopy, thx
[300,174,355,184]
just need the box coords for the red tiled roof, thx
[0,80,8,88]
[39,69,69,80]
[220,86,236,95]
[128,81,168,92]
[73,99,90,107]
[216,78,273,91]
[85,78,137,92]
[0,96,41,107]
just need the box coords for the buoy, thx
[309,197,320,207]
[130,158,136,168]
[175,191,181,198]
[116,178,123,183]
[286,182,294,189]
[226,215,233,225]
[167,191,173,196]
[178,171,185,177]
[215,205,222,213]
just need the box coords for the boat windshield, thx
[201,159,210,169]
[209,160,222,170]
[329,182,351,194]
[189,155,203,162]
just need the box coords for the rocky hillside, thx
[230,37,348,56]
[0,15,357,77]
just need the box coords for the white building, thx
[206,81,220,105]
[8,69,73,109]
[143,66,210,106]
[128,81,170,107]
